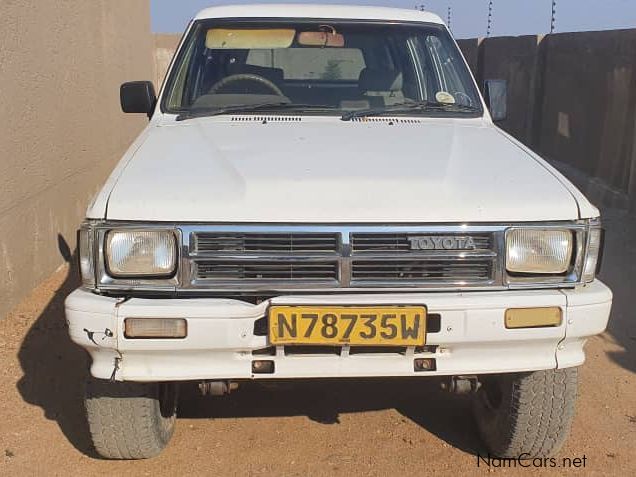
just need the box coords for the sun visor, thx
[206,29,296,49]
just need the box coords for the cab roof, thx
[194,4,444,24]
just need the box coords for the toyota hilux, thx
[66,4,613,460]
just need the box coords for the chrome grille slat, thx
[358,263,491,266]
[348,250,497,263]
[195,233,339,254]
[352,262,491,280]
[196,260,338,282]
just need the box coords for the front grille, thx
[351,260,493,283]
[196,260,339,282]
[194,233,339,254]
[187,228,501,290]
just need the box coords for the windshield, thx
[162,20,483,118]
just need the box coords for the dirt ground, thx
[1,208,635,476]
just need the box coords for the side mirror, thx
[484,80,507,122]
[120,81,156,118]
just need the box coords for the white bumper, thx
[65,281,612,382]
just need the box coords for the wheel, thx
[473,368,578,458]
[84,379,178,460]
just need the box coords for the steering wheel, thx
[209,74,285,96]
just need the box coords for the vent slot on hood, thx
[231,116,303,123]
[350,117,422,124]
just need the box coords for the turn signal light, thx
[505,308,562,329]
[124,318,187,339]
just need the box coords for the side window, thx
[247,48,366,81]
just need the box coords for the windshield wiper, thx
[176,102,335,121]
[341,101,480,121]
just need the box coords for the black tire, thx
[473,368,578,458]
[84,379,178,460]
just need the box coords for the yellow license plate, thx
[269,306,427,346]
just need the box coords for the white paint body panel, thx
[66,281,612,381]
[100,118,584,223]
[195,4,444,24]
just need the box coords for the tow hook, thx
[441,376,481,394]
[199,381,239,396]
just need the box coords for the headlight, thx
[105,230,177,278]
[583,227,603,282]
[506,228,573,274]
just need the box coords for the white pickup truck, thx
[66,4,612,460]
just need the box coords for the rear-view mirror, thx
[484,79,507,122]
[120,81,156,118]
[298,31,345,47]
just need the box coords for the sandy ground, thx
[1,208,635,476]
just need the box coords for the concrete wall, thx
[537,30,636,196]
[0,1,154,318]
[154,34,182,90]
[459,29,636,210]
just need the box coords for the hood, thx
[104,118,581,223]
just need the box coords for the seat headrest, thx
[359,68,404,92]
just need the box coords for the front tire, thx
[85,379,178,460]
[473,368,578,458]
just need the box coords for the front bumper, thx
[65,281,612,382]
